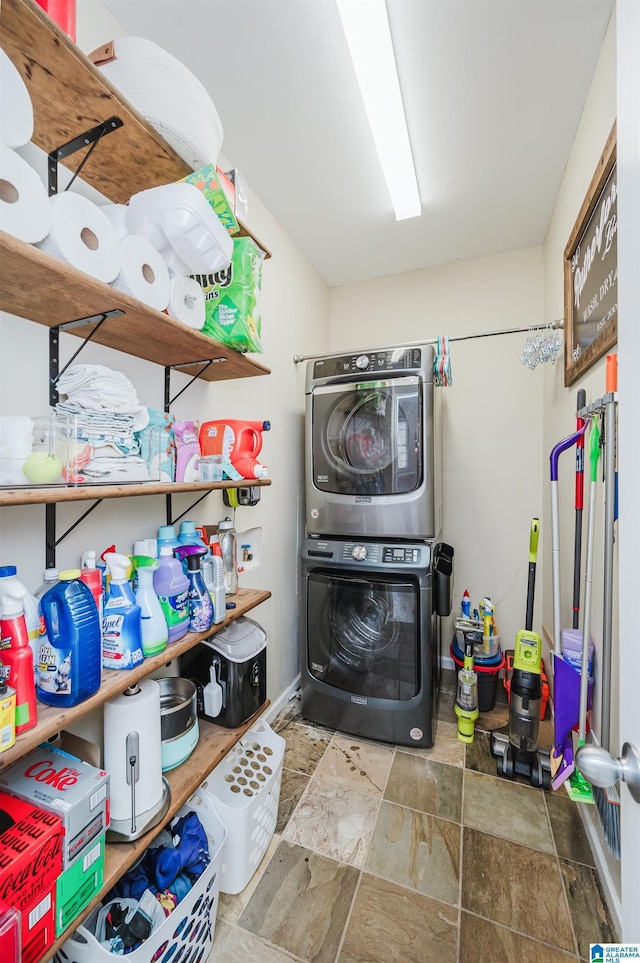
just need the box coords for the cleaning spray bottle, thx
[38,569,101,707]
[153,546,190,644]
[173,546,214,633]
[102,553,144,670]
[0,566,37,733]
[133,559,168,657]
[80,550,103,628]
[203,537,226,625]
[33,567,59,681]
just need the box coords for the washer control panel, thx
[382,546,422,564]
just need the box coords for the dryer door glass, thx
[306,570,419,700]
[311,377,422,495]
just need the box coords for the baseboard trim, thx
[263,674,301,725]
[577,800,622,938]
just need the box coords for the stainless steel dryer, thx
[305,346,441,539]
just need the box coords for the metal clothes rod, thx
[292,319,564,364]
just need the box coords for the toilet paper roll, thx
[111,234,171,311]
[36,191,122,283]
[1,50,34,148]
[104,679,164,823]
[99,203,130,239]
[167,275,206,330]
[0,146,51,243]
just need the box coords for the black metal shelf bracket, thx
[49,311,124,406]
[45,499,104,569]
[48,116,124,196]
[164,359,223,410]
[167,490,212,527]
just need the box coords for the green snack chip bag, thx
[192,237,265,353]
[178,163,240,236]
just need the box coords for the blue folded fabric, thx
[154,811,210,890]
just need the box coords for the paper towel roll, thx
[36,191,122,282]
[167,275,206,330]
[99,203,130,239]
[1,50,34,148]
[111,234,171,311]
[0,146,51,243]
[104,679,164,822]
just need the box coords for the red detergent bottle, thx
[199,419,270,479]
[0,565,37,734]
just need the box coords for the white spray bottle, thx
[204,536,226,624]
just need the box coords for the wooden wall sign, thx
[564,123,617,386]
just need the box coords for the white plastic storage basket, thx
[54,792,226,963]
[198,718,285,895]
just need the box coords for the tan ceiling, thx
[103,0,614,287]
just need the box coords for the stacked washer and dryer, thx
[300,345,452,748]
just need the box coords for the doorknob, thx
[576,742,640,803]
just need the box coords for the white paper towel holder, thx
[106,683,171,843]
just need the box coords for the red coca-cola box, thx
[0,791,63,963]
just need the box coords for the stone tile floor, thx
[207,672,618,962]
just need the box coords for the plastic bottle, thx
[157,525,180,554]
[38,569,101,707]
[2,567,39,674]
[102,553,144,670]
[174,546,214,633]
[230,456,269,480]
[153,546,190,644]
[134,561,168,657]
[461,589,471,619]
[33,567,59,680]
[217,518,238,596]
[0,566,37,733]
[177,521,209,551]
[0,678,17,752]
[203,540,226,625]
[80,550,103,627]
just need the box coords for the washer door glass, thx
[311,378,422,495]
[306,570,419,700]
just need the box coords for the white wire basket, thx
[197,718,285,895]
[53,792,226,963]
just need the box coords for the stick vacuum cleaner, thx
[491,519,551,789]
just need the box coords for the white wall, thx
[540,9,619,908]
[0,1,331,716]
[329,248,545,653]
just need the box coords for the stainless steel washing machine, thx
[305,345,441,540]
[300,536,442,748]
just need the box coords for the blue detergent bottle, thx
[102,553,144,670]
[37,569,101,707]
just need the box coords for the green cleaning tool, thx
[455,636,479,744]
[491,519,551,788]
[567,416,600,802]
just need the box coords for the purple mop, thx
[549,421,588,790]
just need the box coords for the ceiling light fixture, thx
[336,0,421,221]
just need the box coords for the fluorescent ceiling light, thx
[336,0,421,221]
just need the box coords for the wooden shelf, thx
[0,233,270,382]
[41,703,270,962]
[0,0,270,258]
[0,475,271,507]
[0,587,271,768]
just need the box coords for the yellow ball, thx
[23,452,62,484]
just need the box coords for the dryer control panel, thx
[313,347,423,378]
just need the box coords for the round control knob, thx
[355,354,370,370]
[352,545,367,561]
